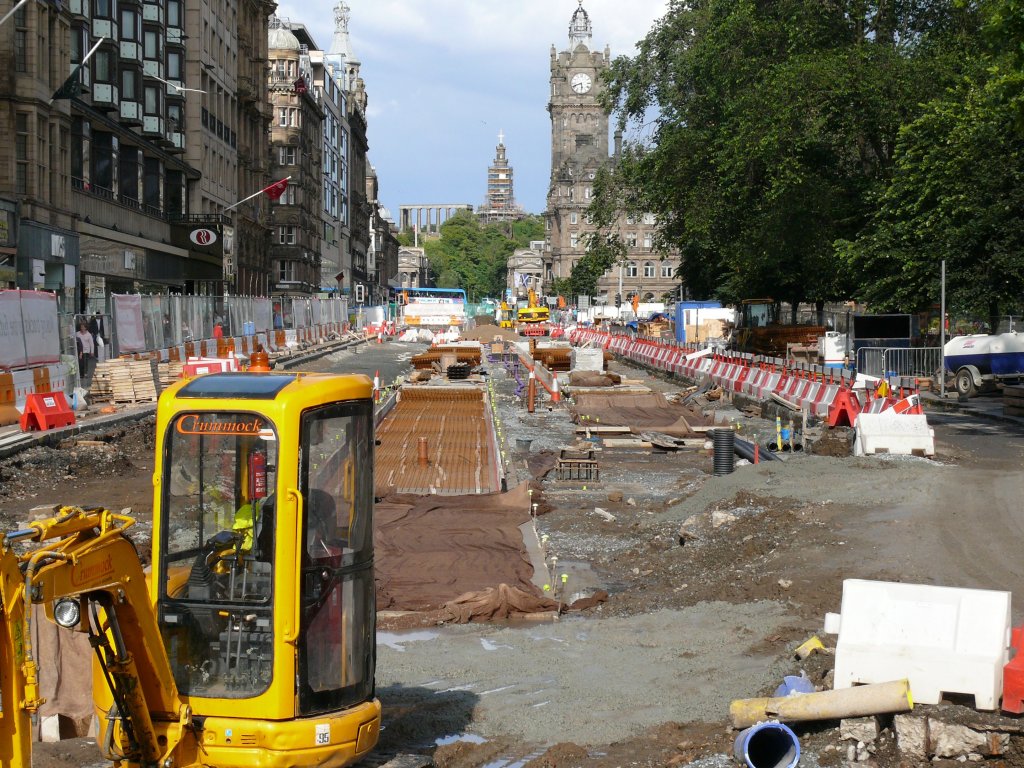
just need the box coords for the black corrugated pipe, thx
[734,435,781,462]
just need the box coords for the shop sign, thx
[190,228,218,246]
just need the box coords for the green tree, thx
[594,0,980,311]
[843,66,1024,327]
[422,213,544,300]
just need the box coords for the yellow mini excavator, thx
[0,371,380,767]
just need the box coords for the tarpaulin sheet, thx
[374,482,541,611]
[441,584,559,623]
[569,392,710,436]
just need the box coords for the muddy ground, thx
[6,343,1024,768]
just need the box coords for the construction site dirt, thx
[4,341,1024,768]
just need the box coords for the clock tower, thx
[544,2,612,289]
[547,3,609,178]
[543,2,674,307]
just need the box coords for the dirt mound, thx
[0,417,157,525]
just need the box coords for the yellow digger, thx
[499,301,516,329]
[516,289,550,337]
[0,371,380,767]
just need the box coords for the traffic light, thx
[354,284,365,304]
[615,293,621,308]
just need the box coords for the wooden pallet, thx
[1005,385,1024,417]
[556,449,599,481]
[89,359,158,404]
[158,360,185,388]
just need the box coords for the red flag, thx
[294,76,307,94]
[263,177,289,201]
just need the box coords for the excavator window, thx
[297,400,375,715]
[158,411,278,698]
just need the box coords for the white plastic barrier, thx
[853,411,935,456]
[828,579,1011,710]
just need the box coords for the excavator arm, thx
[0,505,195,768]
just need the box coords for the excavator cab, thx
[0,370,379,768]
[114,371,378,766]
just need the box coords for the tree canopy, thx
[422,213,544,301]
[594,0,1016,318]
[842,0,1024,325]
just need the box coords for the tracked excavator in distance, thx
[517,289,550,337]
[0,370,380,767]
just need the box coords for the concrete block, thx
[893,714,926,759]
[840,716,880,743]
[929,721,1008,758]
[893,714,1008,759]
[571,347,604,373]
[832,579,1011,710]
[39,714,61,742]
[853,411,935,456]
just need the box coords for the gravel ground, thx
[377,602,792,747]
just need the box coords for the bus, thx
[397,287,468,329]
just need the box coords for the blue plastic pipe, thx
[733,721,800,768]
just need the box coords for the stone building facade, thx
[507,241,546,300]
[366,167,398,304]
[544,2,677,305]
[267,17,323,295]
[0,0,388,310]
[287,19,351,294]
[0,0,277,312]
[397,247,427,289]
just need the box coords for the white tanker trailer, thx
[944,332,1024,397]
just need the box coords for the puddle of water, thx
[480,638,513,651]
[433,683,476,694]
[482,748,548,768]
[436,733,487,746]
[377,630,440,651]
[479,684,516,695]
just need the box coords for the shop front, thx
[17,220,81,314]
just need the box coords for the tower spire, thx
[329,2,361,85]
[569,1,592,49]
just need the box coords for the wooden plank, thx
[602,438,654,448]
[574,425,631,434]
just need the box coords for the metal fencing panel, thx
[883,347,943,380]
[857,347,886,378]
[857,346,942,382]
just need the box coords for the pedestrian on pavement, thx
[88,311,105,345]
[76,321,95,383]
[213,320,224,340]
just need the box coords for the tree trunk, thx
[989,299,1000,335]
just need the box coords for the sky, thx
[272,0,671,219]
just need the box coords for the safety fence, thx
[568,328,922,422]
[1,289,361,428]
[856,346,942,382]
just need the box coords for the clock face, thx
[570,72,592,94]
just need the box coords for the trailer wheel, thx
[955,368,976,398]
